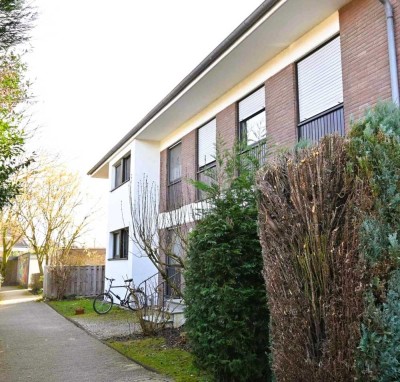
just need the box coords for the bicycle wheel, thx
[127,291,145,311]
[93,293,113,314]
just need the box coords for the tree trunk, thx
[37,259,44,275]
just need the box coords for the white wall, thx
[105,139,159,294]
[130,139,160,285]
[106,143,135,294]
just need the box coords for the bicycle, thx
[93,277,146,314]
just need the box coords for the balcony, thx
[298,105,344,142]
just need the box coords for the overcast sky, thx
[25,0,264,246]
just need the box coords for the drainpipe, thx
[380,0,399,105]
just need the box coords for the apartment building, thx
[88,0,400,299]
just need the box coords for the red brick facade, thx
[156,0,400,297]
[340,0,393,130]
[265,64,297,151]
[216,103,237,151]
[181,130,197,205]
[160,0,400,208]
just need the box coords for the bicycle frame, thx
[104,278,145,307]
[105,279,132,306]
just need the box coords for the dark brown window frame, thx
[112,153,131,190]
[167,142,182,210]
[111,227,129,260]
[239,108,267,149]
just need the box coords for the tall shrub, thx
[348,102,400,380]
[184,145,271,382]
[257,136,365,381]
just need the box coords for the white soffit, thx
[136,0,350,142]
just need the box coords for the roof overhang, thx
[88,0,351,178]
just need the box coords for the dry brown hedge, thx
[257,136,367,381]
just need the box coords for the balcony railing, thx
[240,140,268,170]
[298,105,344,142]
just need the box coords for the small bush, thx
[184,144,271,382]
[29,273,42,294]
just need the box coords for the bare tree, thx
[16,161,93,275]
[0,203,25,278]
[127,177,200,295]
[0,0,36,50]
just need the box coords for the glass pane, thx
[198,165,216,200]
[169,144,182,183]
[123,156,131,182]
[242,112,266,146]
[122,229,129,258]
[114,163,122,187]
[113,232,120,258]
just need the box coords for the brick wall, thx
[181,130,197,205]
[339,0,398,130]
[159,0,400,207]
[265,64,297,151]
[216,102,237,151]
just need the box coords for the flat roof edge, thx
[87,0,281,176]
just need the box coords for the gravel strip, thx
[71,315,142,340]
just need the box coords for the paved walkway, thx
[0,287,170,382]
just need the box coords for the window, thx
[197,119,216,199]
[239,87,266,147]
[168,142,182,209]
[297,36,344,141]
[113,154,131,189]
[111,228,129,259]
[165,229,183,297]
[238,87,267,166]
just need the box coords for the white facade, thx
[105,139,159,294]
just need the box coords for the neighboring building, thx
[4,253,40,287]
[89,0,400,301]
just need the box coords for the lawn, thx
[47,297,136,320]
[49,298,209,380]
[108,337,210,382]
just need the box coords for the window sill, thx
[107,257,128,261]
[110,180,130,193]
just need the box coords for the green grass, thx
[108,337,210,382]
[48,298,136,320]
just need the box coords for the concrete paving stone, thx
[0,287,170,382]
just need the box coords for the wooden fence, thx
[43,265,105,299]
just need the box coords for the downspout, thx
[380,0,399,105]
